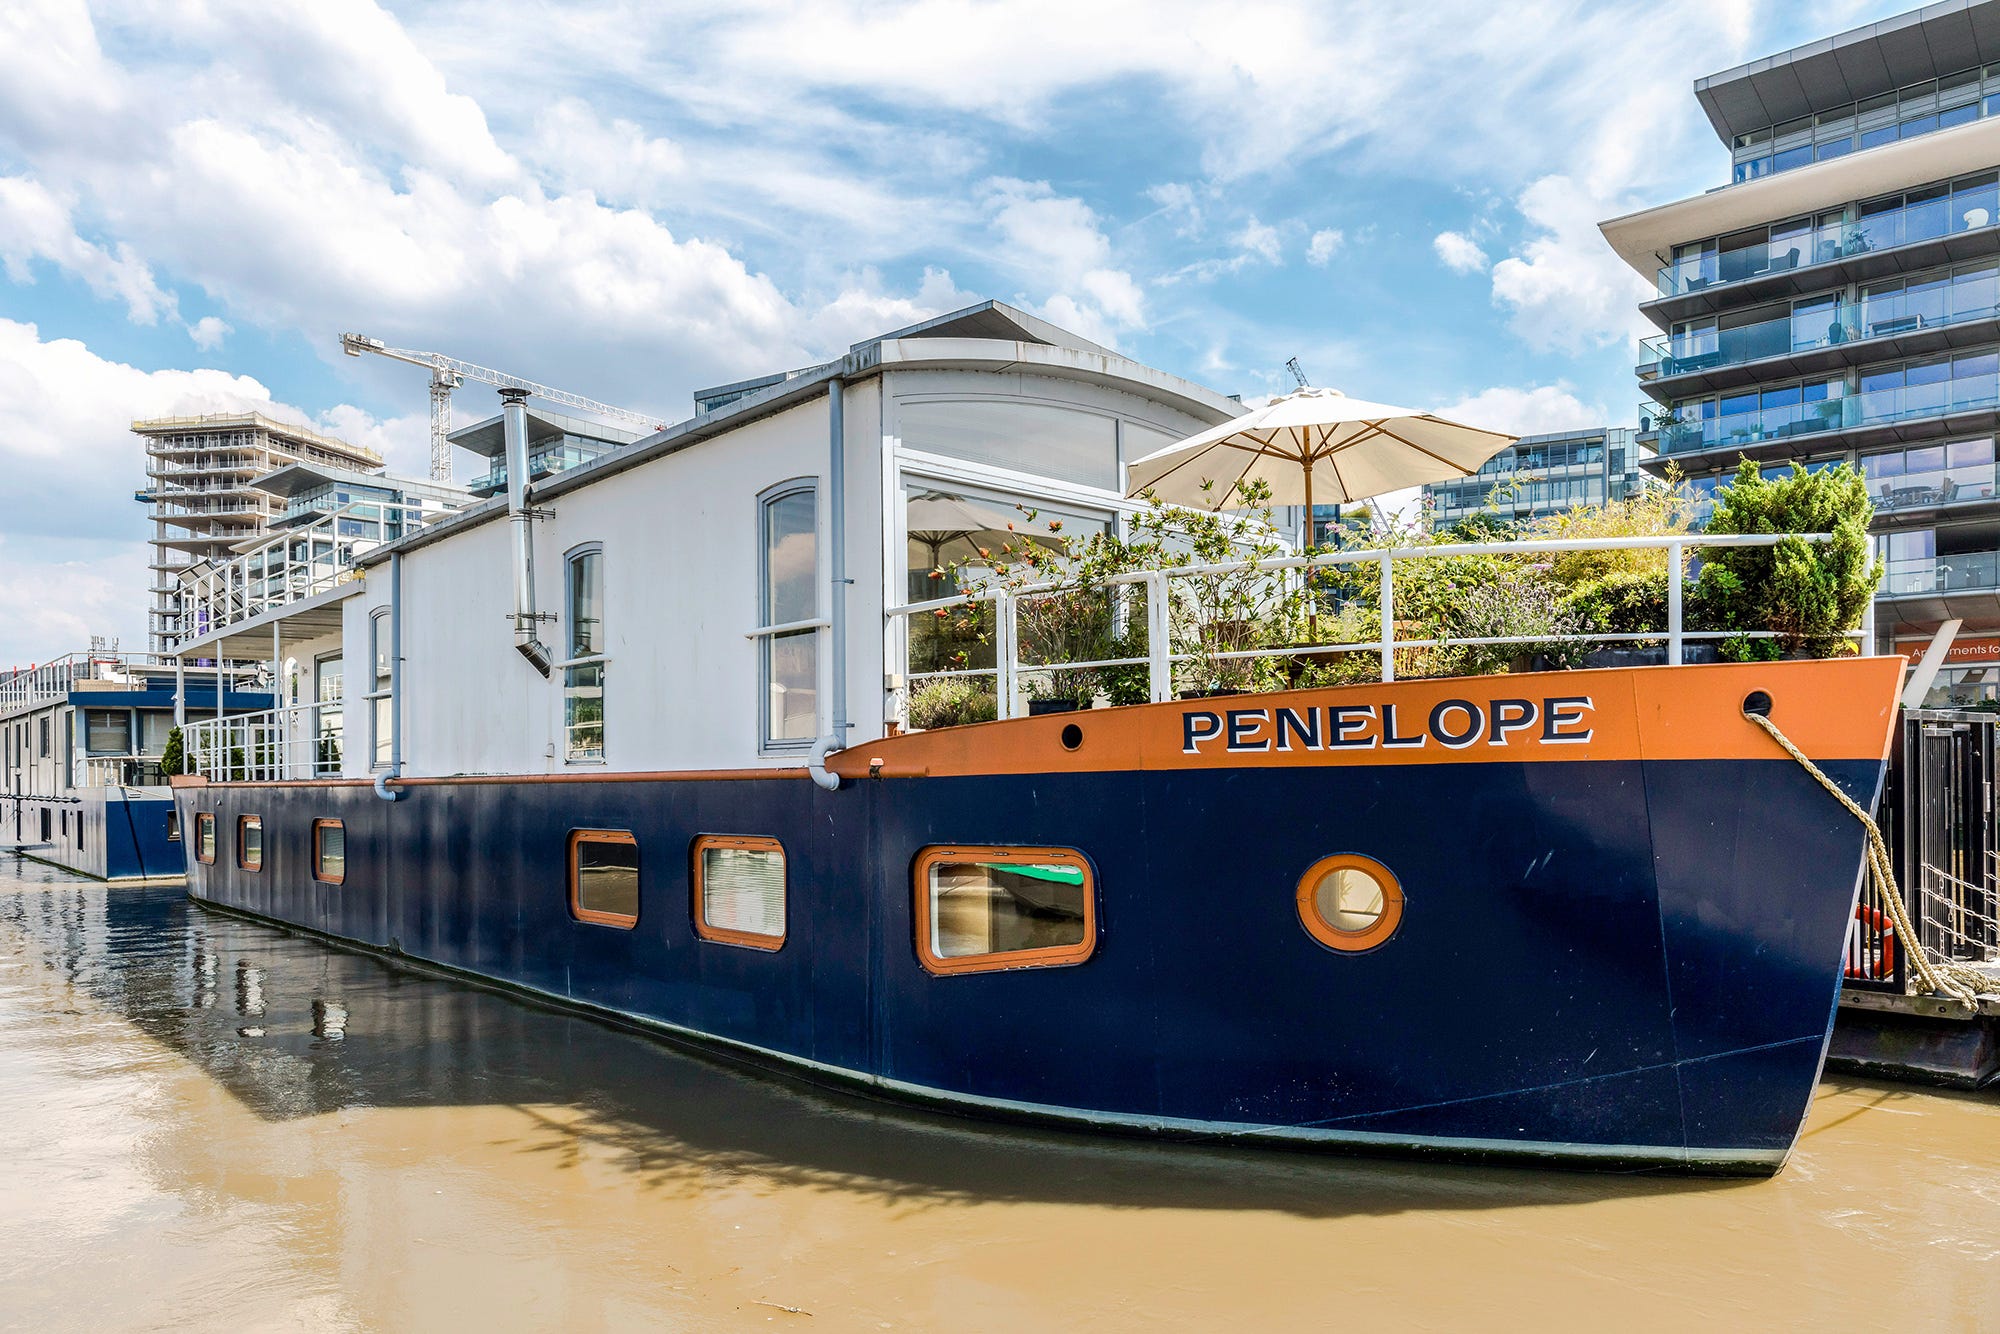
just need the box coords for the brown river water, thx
[1,854,1997,1332]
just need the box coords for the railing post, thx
[1146,571,1171,704]
[1379,555,1396,683]
[1667,540,1684,667]
[995,592,1016,720]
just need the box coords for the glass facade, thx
[1423,430,1643,528]
[1729,66,2000,184]
[1659,174,2000,296]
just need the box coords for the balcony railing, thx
[0,652,185,713]
[887,532,1851,719]
[182,703,340,782]
[175,499,443,643]
[1882,549,2000,596]
[1657,185,2000,298]
[1641,292,2000,379]
[1646,375,2000,455]
[74,756,168,789]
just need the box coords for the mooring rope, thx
[1745,708,2000,1009]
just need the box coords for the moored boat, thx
[163,302,1900,1173]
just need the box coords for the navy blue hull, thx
[177,750,1879,1174]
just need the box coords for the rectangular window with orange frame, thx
[237,815,263,872]
[914,845,1096,975]
[313,819,345,885]
[691,835,786,950]
[194,812,216,865]
[569,829,638,928]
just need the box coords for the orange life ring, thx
[1845,904,1897,981]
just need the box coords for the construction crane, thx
[1285,356,1310,390]
[339,333,664,481]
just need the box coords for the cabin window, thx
[140,711,174,757]
[562,545,607,763]
[759,482,819,751]
[913,845,1096,975]
[166,810,181,842]
[313,819,345,884]
[1296,854,1404,953]
[195,812,215,864]
[85,710,132,756]
[237,815,263,872]
[38,716,49,758]
[368,608,392,769]
[568,829,638,928]
[691,835,786,949]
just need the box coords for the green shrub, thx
[1563,567,1669,638]
[159,726,185,777]
[907,677,998,730]
[1695,459,1880,658]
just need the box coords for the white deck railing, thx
[182,703,339,782]
[889,532,1857,720]
[0,651,186,713]
[175,499,445,644]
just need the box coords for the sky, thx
[0,0,1918,667]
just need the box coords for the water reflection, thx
[0,858,1720,1218]
[4,853,1999,1330]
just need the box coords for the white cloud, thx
[1306,229,1344,266]
[186,316,231,350]
[1438,383,1608,437]
[1234,218,1282,265]
[980,177,1145,340]
[1489,175,1655,352]
[0,175,173,323]
[525,98,686,209]
[1432,230,1489,275]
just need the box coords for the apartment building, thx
[1602,0,2000,705]
[1421,427,1648,530]
[133,415,385,654]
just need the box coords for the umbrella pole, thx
[1303,462,1317,637]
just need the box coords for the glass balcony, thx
[1647,374,2000,455]
[1883,549,2000,596]
[1641,287,2000,378]
[1867,455,2000,513]
[1657,183,2000,297]
[469,442,606,493]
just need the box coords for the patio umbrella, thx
[1124,387,1516,537]
[906,491,1067,573]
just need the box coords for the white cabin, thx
[172,302,1250,780]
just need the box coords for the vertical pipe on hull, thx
[375,550,405,802]
[811,376,846,792]
[504,389,553,677]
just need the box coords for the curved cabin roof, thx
[353,300,1239,570]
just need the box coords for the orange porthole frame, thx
[193,811,216,865]
[913,844,1097,976]
[1296,853,1404,953]
[690,834,787,951]
[568,828,639,929]
[312,819,345,885]
[236,815,264,872]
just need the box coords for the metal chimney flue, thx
[502,388,553,676]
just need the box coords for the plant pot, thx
[1027,698,1083,715]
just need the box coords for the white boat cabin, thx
[172,302,1260,780]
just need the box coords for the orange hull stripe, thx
[833,658,1903,779]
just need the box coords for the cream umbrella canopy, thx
[1124,386,1517,537]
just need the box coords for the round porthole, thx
[1296,854,1404,953]
[1060,722,1083,751]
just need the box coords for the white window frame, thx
[558,542,608,765]
[751,479,824,755]
[365,606,392,771]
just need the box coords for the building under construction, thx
[133,414,386,655]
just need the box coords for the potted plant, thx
[1693,459,1880,660]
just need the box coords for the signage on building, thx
[1896,638,2000,665]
